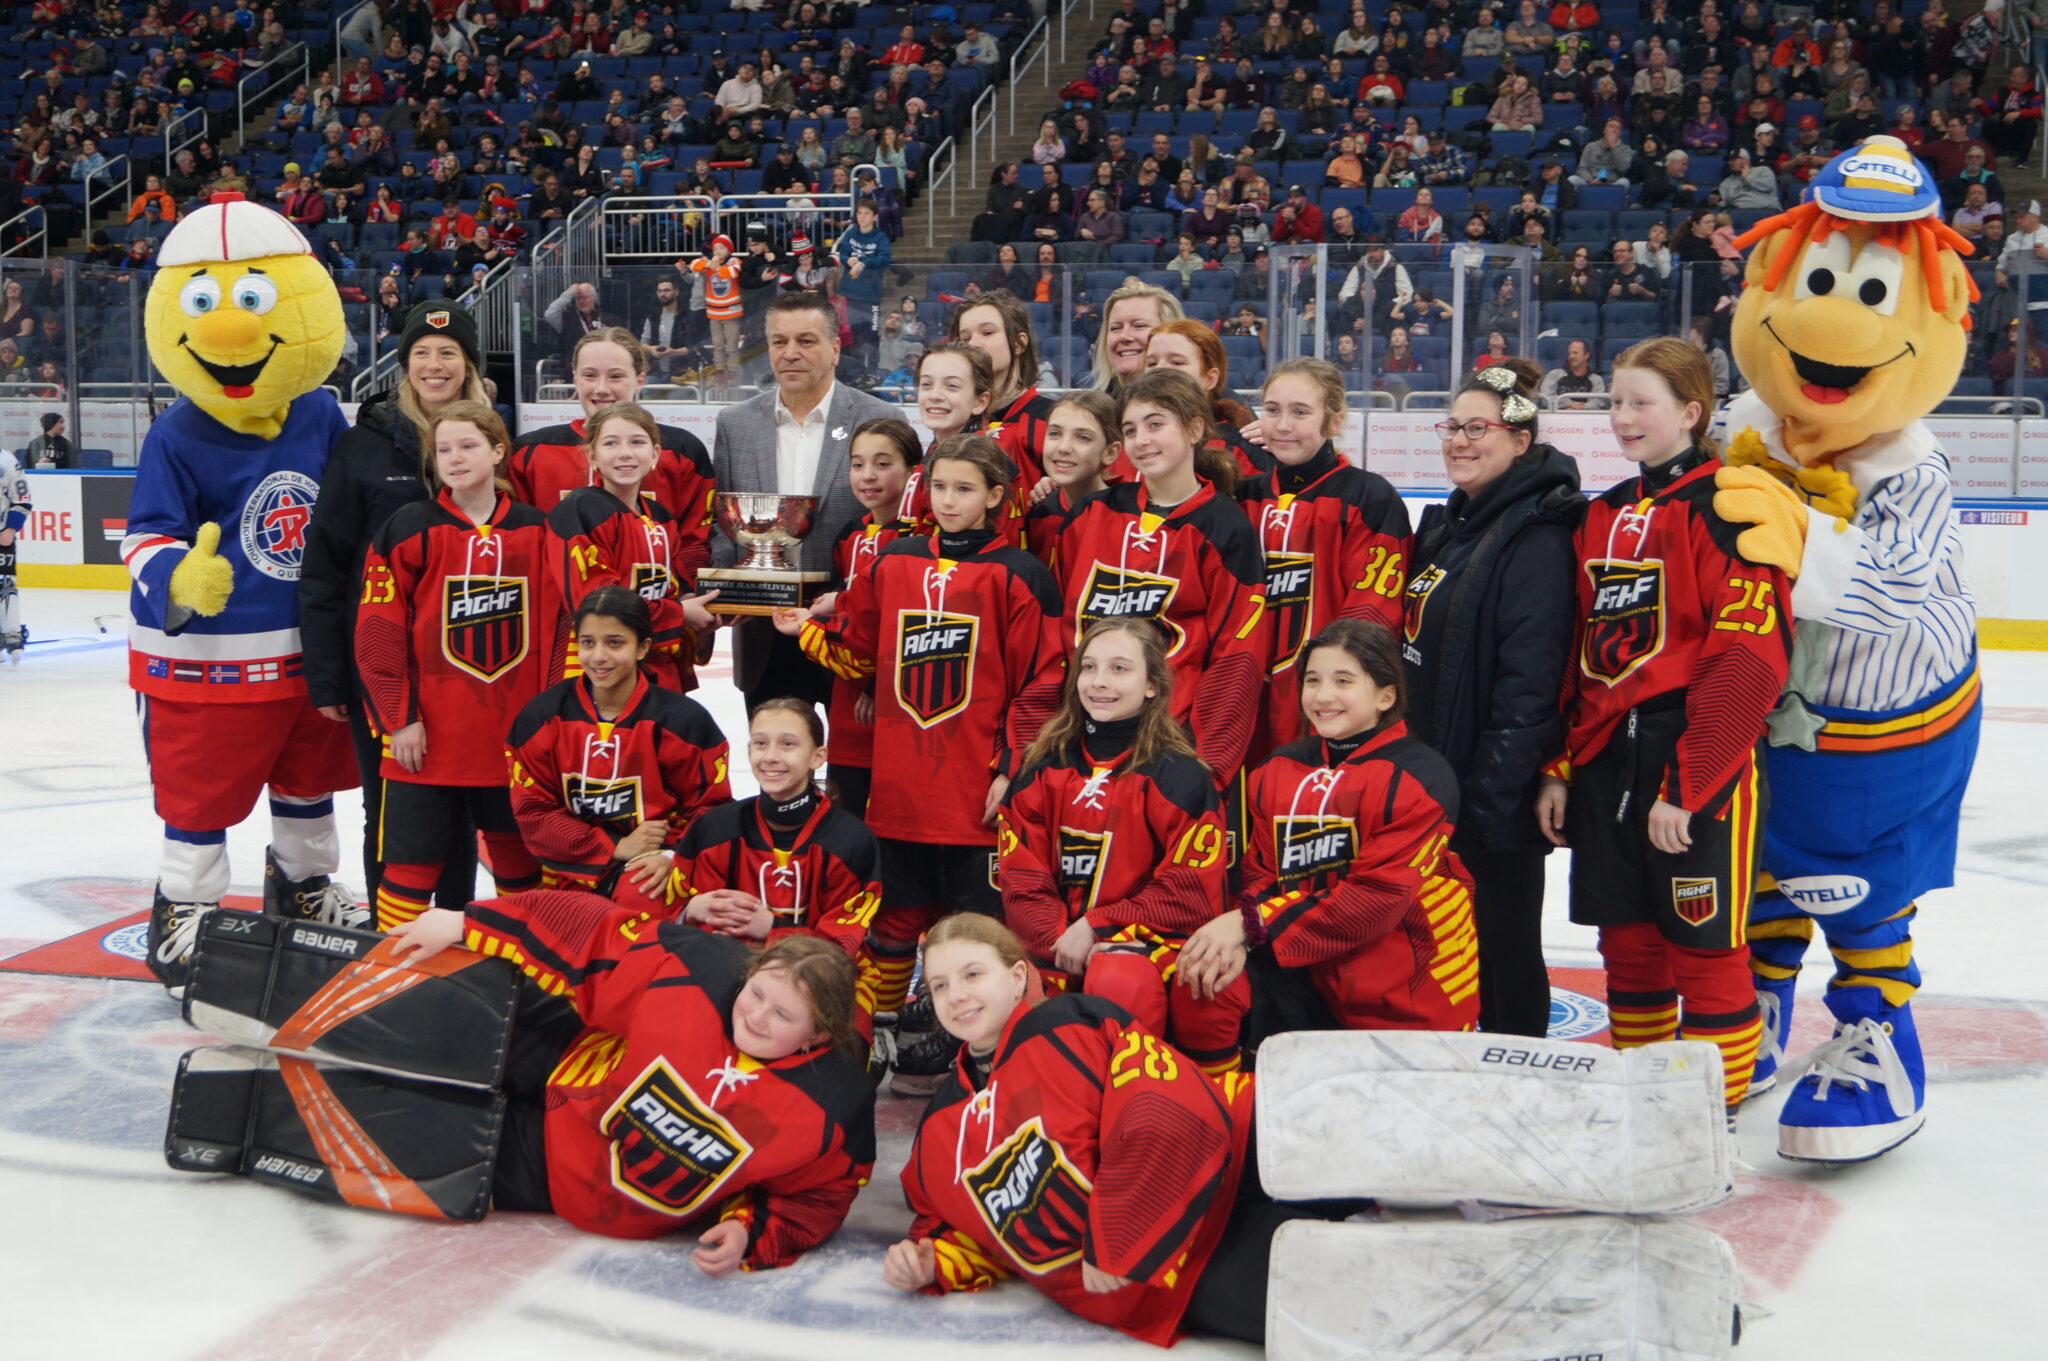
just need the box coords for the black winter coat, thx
[1402,444,1583,856]
[299,390,435,709]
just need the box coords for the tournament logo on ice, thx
[1581,559,1666,684]
[603,1057,754,1217]
[1546,987,1612,1041]
[964,1115,1093,1274]
[442,576,530,682]
[238,470,320,581]
[894,610,978,727]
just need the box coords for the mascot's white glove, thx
[169,522,235,617]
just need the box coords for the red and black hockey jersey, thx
[997,741,1227,965]
[893,453,1033,551]
[509,418,716,571]
[1239,444,1412,752]
[507,673,732,879]
[1244,722,1480,1025]
[1056,480,1271,784]
[800,530,1065,845]
[355,490,554,785]
[989,387,1057,489]
[463,892,874,1260]
[824,512,915,770]
[1019,483,1094,574]
[901,992,1254,1346]
[1551,450,1791,816]
[546,485,699,692]
[669,793,884,975]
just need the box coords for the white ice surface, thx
[1,591,2043,1360]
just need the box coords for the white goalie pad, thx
[1266,1216,1741,1361]
[1255,1031,1732,1214]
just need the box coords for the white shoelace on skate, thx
[155,903,210,966]
[1756,991,1784,1072]
[301,884,372,931]
[1797,1018,1916,1119]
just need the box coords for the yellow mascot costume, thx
[1711,138,1981,1163]
[125,192,369,994]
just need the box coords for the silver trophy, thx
[700,493,831,615]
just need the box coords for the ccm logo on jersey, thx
[1076,566,1183,651]
[603,1058,753,1217]
[1273,816,1356,882]
[443,576,530,682]
[894,610,978,726]
[964,1115,1094,1274]
[1581,560,1665,684]
[565,773,643,830]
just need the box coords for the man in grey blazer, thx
[713,289,899,705]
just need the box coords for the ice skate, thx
[1778,994,1926,1164]
[146,886,212,996]
[263,846,372,930]
[2,630,21,665]
[889,1027,962,1098]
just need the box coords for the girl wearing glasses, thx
[1399,359,1583,1038]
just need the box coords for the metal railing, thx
[1007,17,1053,135]
[967,83,999,186]
[334,0,378,76]
[594,187,861,261]
[163,106,207,182]
[238,42,311,147]
[925,136,958,247]
[0,206,48,260]
[82,155,133,233]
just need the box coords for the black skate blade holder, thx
[183,911,518,1091]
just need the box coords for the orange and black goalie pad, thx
[166,1045,503,1222]
[183,910,518,1090]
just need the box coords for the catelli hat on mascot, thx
[146,191,345,441]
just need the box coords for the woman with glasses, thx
[1398,360,1583,1039]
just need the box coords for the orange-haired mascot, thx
[1712,138,1980,1164]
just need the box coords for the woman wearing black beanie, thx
[300,302,491,907]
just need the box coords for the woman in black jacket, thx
[1402,359,1583,1038]
[299,303,490,911]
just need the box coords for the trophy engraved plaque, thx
[699,493,832,616]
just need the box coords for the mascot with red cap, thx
[125,192,368,994]
[1713,138,1981,1164]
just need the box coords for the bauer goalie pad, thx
[184,910,518,1089]
[1255,1031,1733,1214]
[166,1045,503,1221]
[1266,1216,1740,1361]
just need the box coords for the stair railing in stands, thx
[926,137,958,247]
[1008,17,1052,136]
[237,43,310,148]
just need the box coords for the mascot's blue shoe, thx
[1745,975,1799,1101]
[1778,990,1926,1164]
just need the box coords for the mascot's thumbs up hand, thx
[1714,466,1811,579]
[170,522,236,617]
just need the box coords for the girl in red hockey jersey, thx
[815,417,922,818]
[951,289,1055,486]
[545,401,719,692]
[356,403,552,928]
[884,913,1359,1347]
[1533,337,1790,1111]
[1138,320,1274,480]
[1058,368,1270,790]
[998,619,1248,1074]
[774,434,1066,1017]
[505,327,714,558]
[391,901,874,1267]
[670,697,885,1017]
[1239,359,1411,756]
[1019,389,1117,573]
[507,586,731,913]
[1178,619,1480,1033]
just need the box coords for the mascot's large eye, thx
[1841,243,1905,318]
[178,277,223,316]
[1792,234,1853,302]
[230,276,280,314]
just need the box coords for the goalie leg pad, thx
[184,909,518,1089]
[166,1045,504,1222]
[1265,1216,1740,1361]
[1255,1031,1732,1215]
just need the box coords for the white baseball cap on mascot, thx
[157,192,316,268]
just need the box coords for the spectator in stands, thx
[1683,95,1731,155]
[545,282,619,365]
[1418,130,1472,187]
[1185,55,1228,112]
[125,171,176,224]
[714,61,766,123]
[25,312,63,371]
[1397,188,1447,244]
[282,174,328,230]
[1336,8,1380,57]
[1323,206,1368,264]
[1506,0,1555,54]
[1945,143,2009,217]
[1978,66,2044,166]
[1575,119,1636,185]
[1029,185,1074,242]
[1515,213,1561,262]
[1924,113,1996,184]
[1833,91,1886,146]
[1637,148,1698,210]
[1224,56,1264,111]
[833,111,877,167]
[1075,186,1127,246]
[1268,183,1322,243]
[1145,54,1189,111]
[1714,144,1778,210]
[1356,53,1403,106]
[1184,184,1232,248]
[1030,119,1066,166]
[1605,239,1660,302]
[1489,74,1542,132]
[1247,106,1288,161]
[956,20,999,67]
[1543,244,1600,303]
[1539,338,1604,407]
[1325,135,1368,189]
[1952,182,2003,245]
[880,24,924,69]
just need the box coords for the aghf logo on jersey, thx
[1273,815,1356,884]
[1264,551,1316,669]
[963,1115,1094,1275]
[602,1057,754,1217]
[1672,877,1720,926]
[1056,827,1111,908]
[1076,565,1184,653]
[442,575,529,681]
[1402,565,1446,646]
[631,561,675,605]
[564,772,643,833]
[1581,559,1666,685]
[239,470,321,581]
[894,610,978,727]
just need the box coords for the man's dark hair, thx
[767,288,838,334]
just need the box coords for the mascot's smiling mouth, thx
[179,334,285,399]
[1762,318,1915,406]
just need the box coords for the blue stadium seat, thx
[1545,301,1599,333]
[1108,244,1154,265]
[1616,210,1664,239]
[927,271,969,300]
[1406,81,1449,108]
[1604,302,1661,330]
[1562,209,1613,240]
[1578,185,1625,212]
